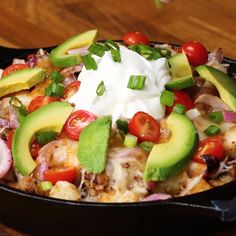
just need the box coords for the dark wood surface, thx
[0,0,236,235]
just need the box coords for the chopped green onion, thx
[110,49,121,62]
[139,141,154,152]
[116,119,129,134]
[160,90,174,106]
[9,97,28,121]
[40,181,53,191]
[36,131,56,145]
[88,43,108,57]
[45,84,53,96]
[208,111,223,123]
[173,103,186,114]
[96,81,106,96]
[124,133,138,148]
[105,40,120,51]
[158,48,171,58]
[127,75,146,90]
[49,71,63,83]
[81,53,98,70]
[51,83,65,97]
[203,125,221,136]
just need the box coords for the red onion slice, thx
[142,193,172,202]
[223,111,236,123]
[67,46,88,56]
[0,138,12,179]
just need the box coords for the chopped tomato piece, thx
[63,81,81,99]
[122,32,149,45]
[2,64,29,77]
[63,110,96,141]
[166,90,194,114]
[128,111,160,143]
[7,130,15,151]
[28,96,58,113]
[193,135,223,164]
[44,167,76,184]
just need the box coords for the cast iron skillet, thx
[0,43,236,235]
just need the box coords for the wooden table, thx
[0,0,235,235]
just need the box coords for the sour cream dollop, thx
[69,46,171,122]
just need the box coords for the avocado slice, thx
[50,29,98,67]
[196,65,236,111]
[12,102,73,175]
[78,116,112,174]
[166,53,194,90]
[144,112,198,181]
[0,68,45,98]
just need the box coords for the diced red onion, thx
[0,138,12,179]
[142,193,172,202]
[223,111,236,123]
[8,106,19,129]
[0,118,9,128]
[67,46,88,56]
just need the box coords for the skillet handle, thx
[212,197,236,222]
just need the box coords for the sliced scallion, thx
[49,71,64,83]
[158,48,171,58]
[105,40,120,51]
[139,141,154,152]
[40,181,53,191]
[208,111,223,123]
[51,83,65,97]
[111,49,121,62]
[88,43,108,57]
[124,133,138,148]
[116,119,129,134]
[81,53,98,70]
[9,97,28,121]
[36,131,56,145]
[173,103,186,114]
[96,81,106,96]
[203,125,221,136]
[45,84,53,96]
[160,90,174,106]
[127,75,146,90]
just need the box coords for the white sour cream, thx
[69,46,171,122]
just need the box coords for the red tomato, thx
[166,90,194,114]
[63,110,96,140]
[63,81,81,99]
[193,136,223,164]
[178,41,208,67]
[2,64,29,77]
[28,96,58,113]
[44,167,76,184]
[30,141,42,159]
[122,32,149,45]
[128,112,160,143]
[7,130,15,150]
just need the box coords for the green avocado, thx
[144,112,198,181]
[12,102,73,176]
[78,115,112,174]
[50,29,98,67]
[166,53,194,90]
[196,65,236,111]
[0,68,45,98]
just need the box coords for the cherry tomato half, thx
[44,167,76,184]
[178,41,208,67]
[193,136,223,164]
[63,81,81,99]
[166,90,194,114]
[128,111,160,143]
[122,32,149,45]
[28,96,58,113]
[63,110,96,141]
[7,130,15,151]
[2,64,29,77]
